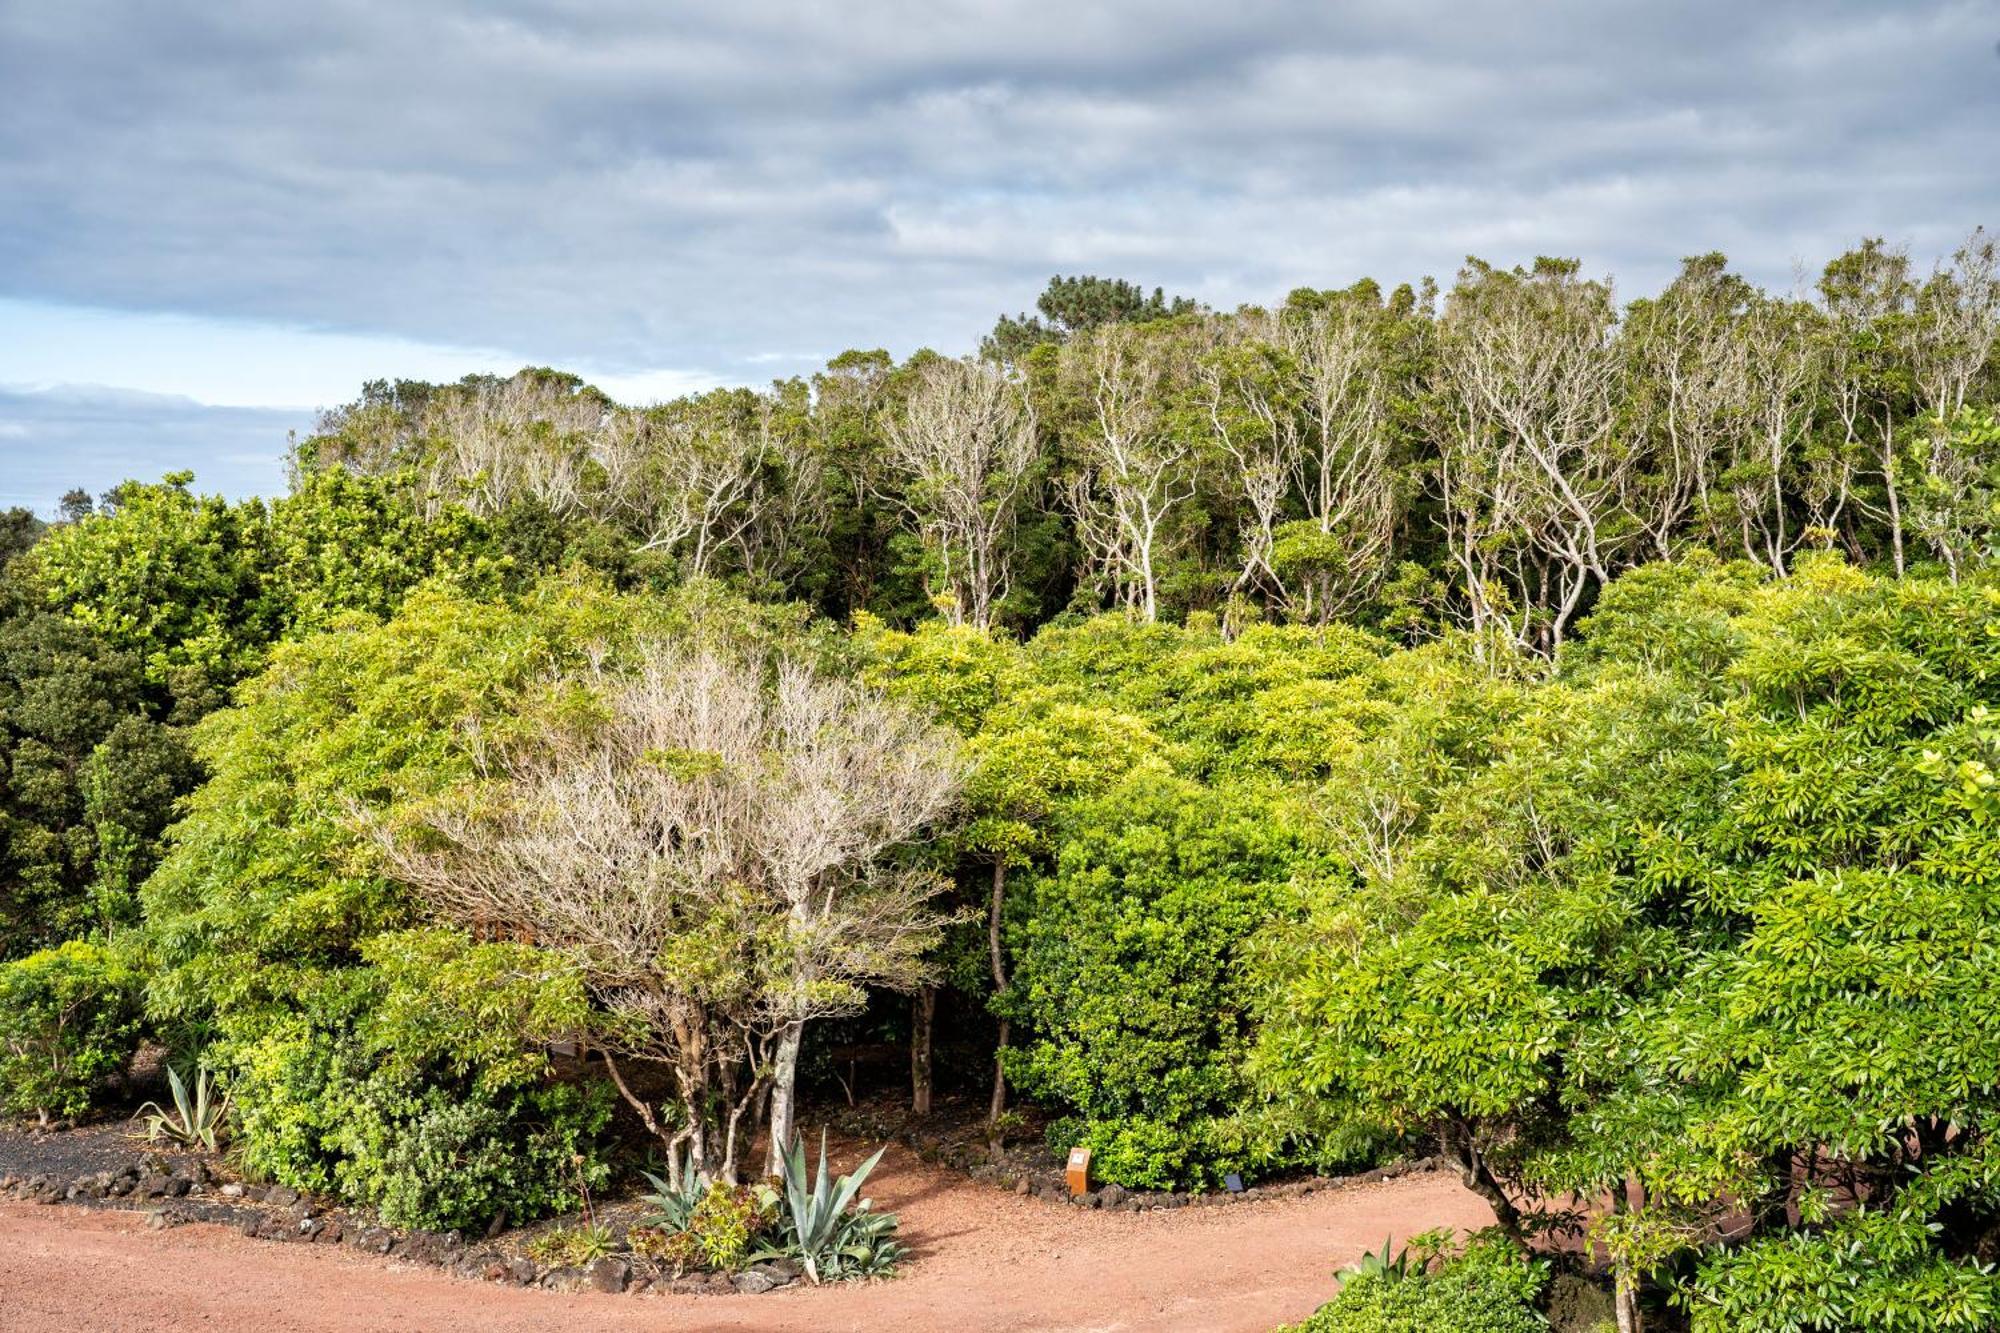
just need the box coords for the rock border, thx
[0,1159,801,1298]
[972,1154,1446,1212]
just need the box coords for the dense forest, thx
[3,230,1999,1330]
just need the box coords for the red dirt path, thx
[0,1147,1491,1333]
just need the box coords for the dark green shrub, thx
[0,606,189,957]
[229,1020,612,1232]
[372,1081,610,1232]
[222,930,611,1233]
[230,1024,612,1234]
[0,940,143,1121]
[1007,776,1309,1189]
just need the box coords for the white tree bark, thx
[1434,259,1630,656]
[883,358,1039,627]
[1060,324,1200,621]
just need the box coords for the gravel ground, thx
[0,1124,201,1181]
[0,1143,1492,1333]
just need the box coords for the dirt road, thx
[0,1151,1491,1333]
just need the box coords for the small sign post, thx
[1065,1146,1092,1197]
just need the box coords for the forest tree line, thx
[304,229,1999,651]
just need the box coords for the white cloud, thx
[0,384,305,511]
[0,0,1994,500]
[0,299,728,411]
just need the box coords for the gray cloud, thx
[0,385,302,512]
[1,0,1996,386]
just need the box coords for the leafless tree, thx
[883,358,1040,628]
[1909,228,2000,425]
[1433,260,1630,655]
[599,396,770,576]
[1198,315,1296,603]
[1727,296,1821,573]
[375,645,962,1185]
[734,422,830,592]
[1903,228,2000,578]
[1624,256,1751,560]
[345,371,607,519]
[1060,324,1201,621]
[1281,302,1400,619]
[1821,239,1916,574]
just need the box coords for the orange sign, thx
[1065,1146,1092,1197]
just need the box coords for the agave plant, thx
[639,1144,707,1232]
[761,1131,894,1283]
[1336,1235,1413,1283]
[821,1204,905,1279]
[135,1065,228,1151]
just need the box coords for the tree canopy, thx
[3,232,1999,1324]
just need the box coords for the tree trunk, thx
[1439,1119,1522,1239]
[683,1083,716,1183]
[1882,414,1905,576]
[765,1020,805,1177]
[1611,1176,1642,1333]
[598,1044,702,1181]
[911,985,936,1115]
[718,1073,768,1188]
[988,1019,1011,1125]
[987,861,1011,1125]
[1615,1272,1641,1333]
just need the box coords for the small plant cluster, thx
[1287,1230,1551,1333]
[527,1221,615,1268]
[629,1180,765,1274]
[626,1135,903,1283]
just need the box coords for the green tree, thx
[985,275,1200,362]
[28,473,272,692]
[1010,776,1309,1189]
[140,575,823,1214]
[0,605,185,954]
[1574,560,2000,1329]
[0,508,43,571]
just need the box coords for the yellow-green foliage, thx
[1260,557,2000,1328]
[0,940,142,1121]
[1287,1233,1550,1333]
[137,577,801,1231]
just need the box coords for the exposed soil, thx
[828,1086,1063,1186]
[0,1141,1494,1332]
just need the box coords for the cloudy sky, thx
[2,1,1996,511]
